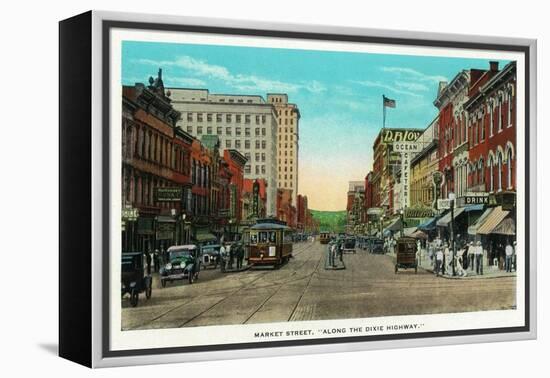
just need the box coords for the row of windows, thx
[243,165,267,175]
[279,134,296,141]
[279,181,294,188]
[277,117,295,125]
[441,95,514,157]
[243,152,266,162]
[278,165,294,172]
[187,125,268,137]
[186,113,267,124]
[224,139,267,150]
[278,149,294,157]
[123,122,190,176]
[278,174,294,180]
[278,159,294,165]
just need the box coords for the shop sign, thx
[253,181,259,216]
[122,206,139,221]
[383,129,422,144]
[393,142,422,153]
[156,221,175,240]
[437,199,451,210]
[155,187,183,202]
[404,208,435,218]
[401,151,411,208]
[461,193,489,205]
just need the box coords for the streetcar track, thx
[287,250,324,322]
[176,241,318,327]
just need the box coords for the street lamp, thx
[448,191,456,276]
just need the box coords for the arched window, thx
[488,155,494,192]
[507,148,513,189]
[498,95,503,132]
[478,159,484,185]
[497,152,503,191]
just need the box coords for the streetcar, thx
[319,231,331,244]
[246,219,293,268]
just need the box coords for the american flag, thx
[383,95,396,108]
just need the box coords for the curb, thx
[388,254,516,280]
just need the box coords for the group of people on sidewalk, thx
[219,242,245,272]
[427,236,516,277]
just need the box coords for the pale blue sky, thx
[121,41,508,210]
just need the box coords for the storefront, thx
[475,206,514,270]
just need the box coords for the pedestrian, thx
[328,243,335,267]
[467,242,475,271]
[444,243,451,276]
[338,242,344,262]
[512,241,517,271]
[145,250,152,275]
[219,243,227,272]
[228,242,234,270]
[505,241,514,272]
[435,247,443,276]
[153,249,160,273]
[236,243,244,269]
[475,241,484,275]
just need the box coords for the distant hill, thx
[311,210,347,233]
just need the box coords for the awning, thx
[477,206,510,235]
[411,230,428,239]
[417,217,438,232]
[468,208,493,235]
[464,204,484,212]
[436,207,466,227]
[490,216,515,236]
[156,215,176,223]
[403,227,417,237]
[194,231,218,243]
[385,218,403,232]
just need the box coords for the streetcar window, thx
[268,231,276,243]
[284,231,293,243]
[250,232,258,245]
[259,231,268,243]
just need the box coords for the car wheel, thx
[146,284,152,299]
[188,272,195,284]
[130,290,138,307]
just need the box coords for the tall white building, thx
[266,94,300,206]
[168,88,279,216]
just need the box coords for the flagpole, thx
[382,95,386,129]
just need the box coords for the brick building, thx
[464,61,516,194]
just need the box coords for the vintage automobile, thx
[160,245,201,287]
[395,236,418,273]
[199,244,221,269]
[121,252,152,307]
[342,237,357,254]
[368,238,385,254]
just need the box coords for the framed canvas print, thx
[59,10,537,368]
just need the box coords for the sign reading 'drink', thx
[155,187,183,202]
[393,142,422,153]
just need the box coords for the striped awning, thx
[477,206,510,235]
[468,208,493,235]
[436,207,466,227]
[491,216,516,235]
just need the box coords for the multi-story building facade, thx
[267,94,300,205]
[464,61,516,194]
[121,71,191,252]
[434,66,491,199]
[346,181,365,233]
[223,149,248,224]
[410,117,439,208]
[296,194,308,232]
[276,188,296,228]
[168,88,279,216]
[242,178,267,221]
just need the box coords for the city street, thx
[122,240,516,330]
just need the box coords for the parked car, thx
[342,237,357,254]
[369,238,385,254]
[121,252,152,307]
[160,245,201,287]
[200,244,221,269]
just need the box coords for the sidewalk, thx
[415,251,517,280]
